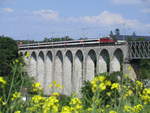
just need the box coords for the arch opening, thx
[74,50,83,94]
[19,52,23,57]
[86,50,97,81]
[110,49,123,72]
[44,51,53,94]
[99,49,110,73]
[54,51,63,93]
[37,51,45,87]
[30,52,37,77]
[63,51,73,95]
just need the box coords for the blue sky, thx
[0,0,150,40]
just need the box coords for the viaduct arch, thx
[20,45,128,95]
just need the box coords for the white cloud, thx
[67,11,150,35]
[3,8,14,13]
[72,11,140,28]
[141,8,150,13]
[33,9,59,20]
[30,9,150,35]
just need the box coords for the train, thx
[18,37,127,48]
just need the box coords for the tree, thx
[109,31,114,37]
[132,32,136,37]
[126,36,134,41]
[0,36,18,76]
[136,37,145,41]
[139,59,150,79]
[43,36,73,42]
[115,28,120,36]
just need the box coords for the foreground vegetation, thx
[0,57,150,113]
[0,36,150,113]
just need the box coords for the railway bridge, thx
[19,39,150,95]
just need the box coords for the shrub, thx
[0,58,34,113]
[0,36,18,76]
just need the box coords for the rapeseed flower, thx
[42,96,59,113]
[105,80,112,86]
[98,76,106,82]
[25,52,30,58]
[133,104,143,112]
[99,83,106,91]
[124,89,133,97]
[140,88,150,104]
[109,110,117,113]
[111,83,120,90]
[61,106,72,113]
[136,80,143,88]
[124,104,143,113]
[31,95,45,103]
[32,82,42,92]
[0,77,7,85]
[11,92,21,101]
[69,97,82,112]
[124,105,133,112]
[52,92,60,96]
[14,111,21,113]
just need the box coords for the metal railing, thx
[128,41,150,59]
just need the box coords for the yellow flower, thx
[124,104,143,113]
[52,92,60,96]
[49,84,53,88]
[98,76,106,82]
[143,88,150,95]
[70,98,82,105]
[105,80,112,86]
[11,92,21,101]
[124,105,132,112]
[61,106,72,113]
[99,83,106,91]
[55,84,61,88]
[52,81,57,85]
[136,80,143,88]
[32,82,42,92]
[32,82,41,88]
[133,104,143,112]
[31,95,45,103]
[14,111,21,113]
[0,77,7,85]
[0,97,6,105]
[140,88,150,104]
[128,65,132,71]
[42,96,59,113]
[0,97,2,102]
[15,59,19,63]
[111,83,120,90]
[109,110,117,113]
[25,52,30,58]
[54,83,64,89]
[124,90,133,97]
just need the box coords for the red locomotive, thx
[98,37,116,43]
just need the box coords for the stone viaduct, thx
[19,40,133,95]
